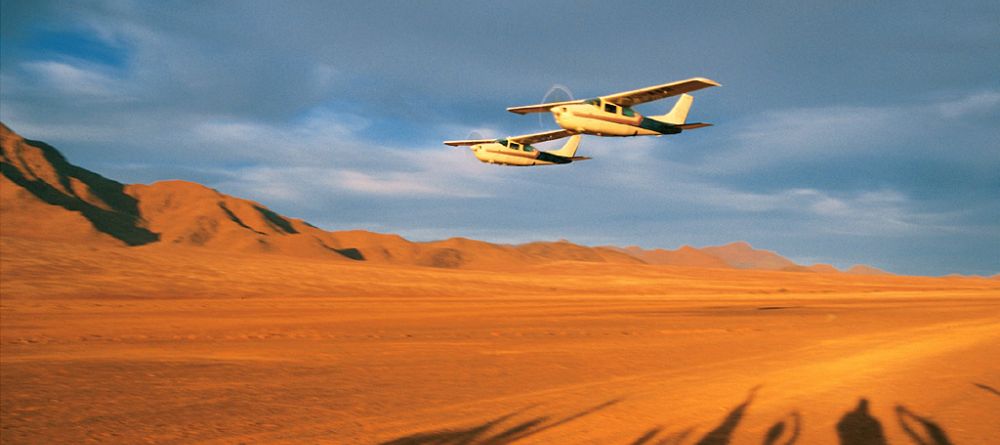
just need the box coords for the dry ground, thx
[2,238,999,444]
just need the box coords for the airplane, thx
[443,129,589,166]
[507,77,720,137]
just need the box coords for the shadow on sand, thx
[972,382,1000,397]
[379,391,961,445]
[630,386,799,445]
[836,398,887,445]
[379,399,620,445]
[835,398,957,445]
[895,405,953,445]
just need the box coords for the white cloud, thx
[19,60,128,99]
[696,90,1000,174]
[938,90,1000,118]
[188,111,506,203]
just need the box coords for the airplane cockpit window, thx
[605,103,618,114]
[496,139,508,146]
[510,142,522,151]
[586,99,600,106]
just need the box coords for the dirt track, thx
[2,239,998,444]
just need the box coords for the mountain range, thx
[0,122,889,274]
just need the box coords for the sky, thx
[1,1,998,276]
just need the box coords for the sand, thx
[1,237,999,444]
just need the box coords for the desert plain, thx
[2,237,999,444]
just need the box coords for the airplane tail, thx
[652,93,694,125]
[547,135,581,157]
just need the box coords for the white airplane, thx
[507,77,720,137]
[444,130,588,166]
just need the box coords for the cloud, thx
[688,90,1000,179]
[938,90,1000,118]
[17,60,128,99]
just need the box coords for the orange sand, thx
[2,237,998,444]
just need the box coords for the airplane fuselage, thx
[552,100,682,137]
[471,141,573,166]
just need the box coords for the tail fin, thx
[547,135,581,157]
[653,93,694,125]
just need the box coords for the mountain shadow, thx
[1,127,158,245]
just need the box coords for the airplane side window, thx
[524,145,534,152]
[622,107,635,117]
[511,142,521,150]
[605,103,618,114]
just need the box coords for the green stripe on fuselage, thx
[638,117,682,135]
[536,151,572,164]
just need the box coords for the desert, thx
[3,238,999,444]
[2,123,999,444]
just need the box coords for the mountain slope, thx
[1,123,158,245]
[0,123,650,269]
[701,241,799,270]
[615,245,732,269]
[0,123,899,274]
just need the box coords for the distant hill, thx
[0,122,892,274]
[700,241,798,270]
[846,264,891,276]
[613,245,732,269]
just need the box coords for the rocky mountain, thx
[0,123,889,273]
[613,245,732,269]
[1,123,644,270]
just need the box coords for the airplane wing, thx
[507,129,575,145]
[600,77,720,107]
[507,99,586,115]
[677,122,713,130]
[443,138,495,147]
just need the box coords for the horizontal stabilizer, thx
[569,156,592,161]
[677,122,712,130]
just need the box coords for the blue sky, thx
[1,1,998,276]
